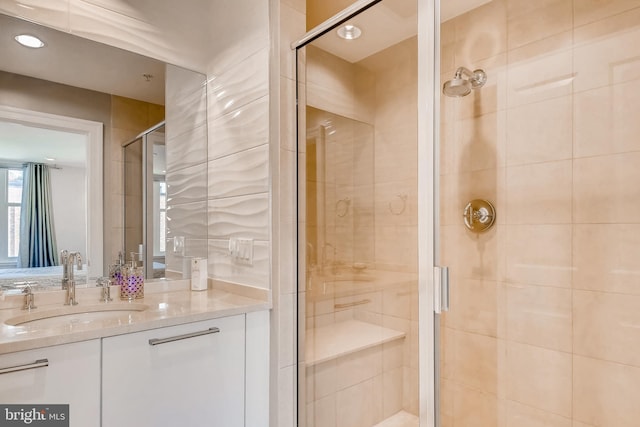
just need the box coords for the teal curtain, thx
[17,163,58,268]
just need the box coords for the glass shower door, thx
[296,0,425,425]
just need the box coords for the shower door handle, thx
[434,266,450,313]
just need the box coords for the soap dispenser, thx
[120,252,144,300]
[109,251,125,287]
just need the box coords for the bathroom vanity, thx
[0,281,270,427]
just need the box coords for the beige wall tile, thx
[506,161,572,224]
[506,399,571,427]
[573,7,640,92]
[454,0,507,64]
[574,0,640,27]
[507,342,571,417]
[505,225,572,287]
[402,366,419,415]
[306,360,337,402]
[572,421,594,427]
[574,80,640,157]
[573,355,640,427]
[574,290,640,367]
[449,111,506,173]
[453,384,502,427]
[440,224,499,281]
[334,346,382,391]
[307,394,336,427]
[506,96,572,166]
[374,129,417,181]
[335,378,382,427]
[448,279,499,337]
[574,152,640,223]
[507,0,572,49]
[382,367,403,419]
[506,283,572,352]
[453,331,499,394]
[441,327,455,381]
[507,31,572,109]
[573,224,640,295]
[440,379,455,427]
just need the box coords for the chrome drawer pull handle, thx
[0,358,48,375]
[148,327,220,346]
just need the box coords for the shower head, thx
[443,67,487,97]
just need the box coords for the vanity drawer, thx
[0,339,101,427]
[101,315,245,427]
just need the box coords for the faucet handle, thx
[22,285,37,310]
[96,277,113,302]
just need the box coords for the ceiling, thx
[0,13,165,105]
[311,0,492,63]
[0,12,166,167]
[0,121,86,168]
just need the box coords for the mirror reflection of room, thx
[123,123,167,279]
[0,12,166,290]
[0,124,88,288]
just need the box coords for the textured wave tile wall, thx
[166,87,207,139]
[208,194,269,240]
[207,49,269,121]
[167,163,208,205]
[167,201,208,238]
[208,239,269,288]
[208,144,269,199]
[166,124,208,171]
[208,96,270,160]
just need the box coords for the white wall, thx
[50,166,87,257]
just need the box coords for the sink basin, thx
[5,303,149,327]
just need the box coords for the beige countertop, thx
[0,280,270,355]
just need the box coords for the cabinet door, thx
[102,315,245,427]
[0,340,101,427]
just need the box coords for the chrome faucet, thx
[22,285,37,310]
[60,249,69,289]
[64,251,82,306]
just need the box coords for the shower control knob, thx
[463,199,496,233]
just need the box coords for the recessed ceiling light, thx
[14,34,45,49]
[337,24,362,40]
[44,157,56,162]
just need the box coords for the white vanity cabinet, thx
[0,339,101,427]
[101,315,246,427]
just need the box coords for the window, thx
[0,168,23,265]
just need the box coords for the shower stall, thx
[296,0,640,426]
[123,122,166,279]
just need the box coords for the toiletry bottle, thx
[109,251,125,287]
[120,253,144,300]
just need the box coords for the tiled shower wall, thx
[439,1,640,426]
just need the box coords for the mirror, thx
[123,123,166,279]
[0,13,206,291]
